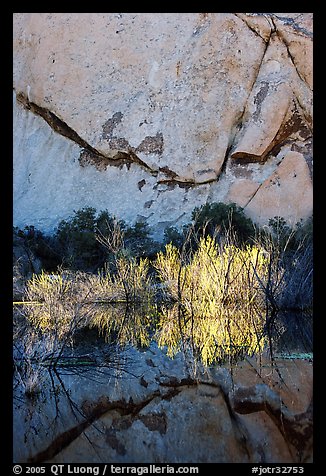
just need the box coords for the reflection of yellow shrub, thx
[88,257,155,347]
[26,271,72,303]
[89,302,154,348]
[24,258,154,344]
[154,236,268,365]
[23,241,269,365]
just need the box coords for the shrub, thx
[163,226,185,249]
[13,226,60,271]
[22,255,155,348]
[24,271,86,340]
[260,216,313,310]
[54,207,104,270]
[268,215,313,252]
[124,221,160,258]
[55,209,161,270]
[191,202,256,245]
[15,207,313,366]
[154,235,268,365]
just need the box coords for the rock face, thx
[13,13,313,236]
[13,343,313,463]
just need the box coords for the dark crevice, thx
[157,141,233,190]
[15,92,156,175]
[233,13,312,129]
[263,105,312,162]
[271,15,313,38]
[233,13,271,43]
[249,31,272,85]
[238,13,312,39]
[229,26,272,146]
[27,418,90,463]
[232,95,295,166]
[231,152,264,164]
[243,182,263,209]
[17,92,100,153]
[275,28,311,90]
[157,177,216,189]
[156,179,196,190]
[268,17,313,126]
[159,166,178,179]
[268,15,277,34]
[216,142,234,180]
[15,91,224,184]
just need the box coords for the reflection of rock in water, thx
[272,310,313,354]
[14,296,313,463]
[13,338,313,464]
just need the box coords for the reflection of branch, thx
[27,365,109,463]
[48,368,61,431]
[18,342,148,463]
[52,368,85,422]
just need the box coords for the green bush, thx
[268,215,313,251]
[191,202,256,245]
[54,209,161,270]
[265,216,313,310]
[13,226,60,271]
[163,226,185,249]
[124,221,160,259]
[54,207,107,270]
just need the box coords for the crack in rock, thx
[274,24,311,89]
[156,178,215,190]
[270,14,313,38]
[233,13,273,43]
[15,91,222,186]
[15,92,157,175]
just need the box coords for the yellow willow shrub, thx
[88,257,155,346]
[24,271,80,338]
[154,243,186,300]
[114,256,154,303]
[75,258,153,304]
[24,257,154,343]
[155,236,269,365]
[26,271,72,303]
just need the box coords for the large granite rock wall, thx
[13,13,313,237]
